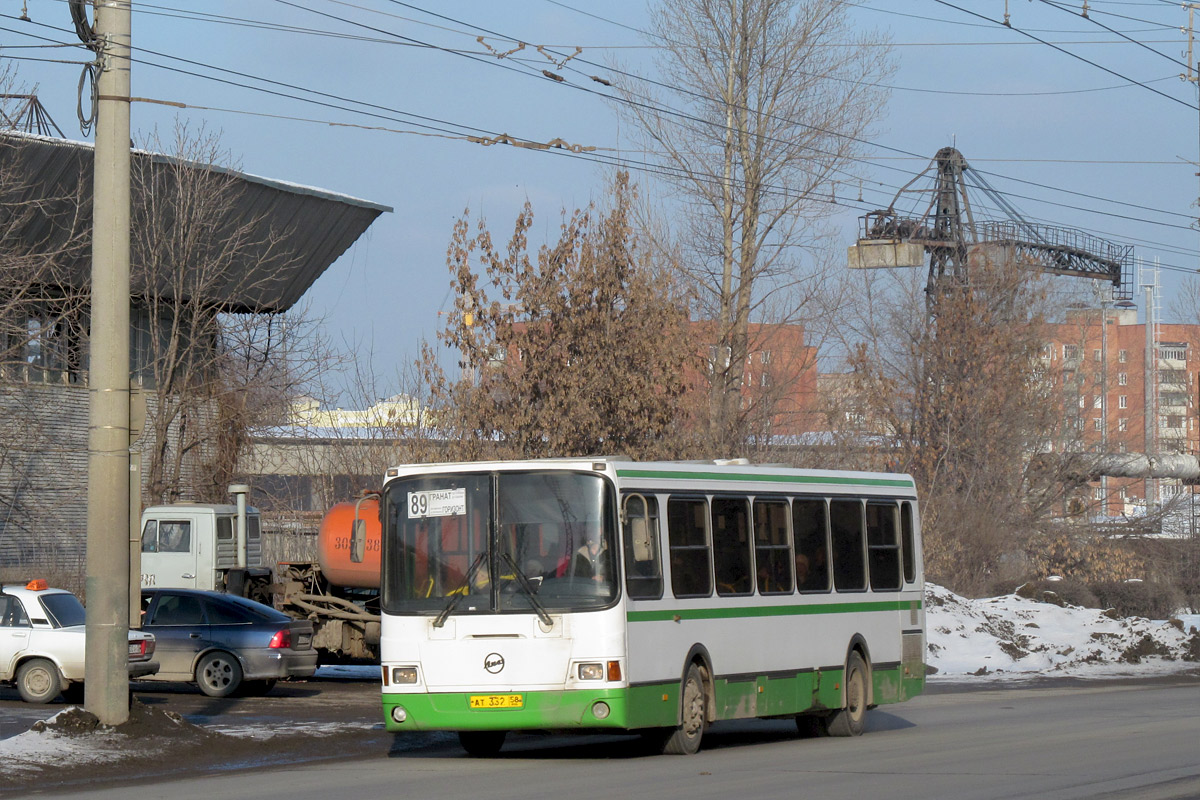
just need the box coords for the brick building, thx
[692,322,820,439]
[1043,305,1200,516]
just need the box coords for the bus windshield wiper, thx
[433,550,488,628]
[500,551,553,627]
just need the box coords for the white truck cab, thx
[140,485,267,596]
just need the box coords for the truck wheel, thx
[17,658,62,704]
[662,663,706,755]
[824,651,868,737]
[196,651,243,698]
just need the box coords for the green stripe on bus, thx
[614,469,915,489]
[381,665,925,733]
[626,599,919,623]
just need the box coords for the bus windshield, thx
[381,470,618,616]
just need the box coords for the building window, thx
[1093,396,1102,409]
[1063,344,1079,361]
[1093,348,1102,362]
[1118,418,1127,432]
[1119,395,1127,409]
[1118,373,1127,386]
[1093,418,1102,431]
[1078,396,1086,409]
[760,350,771,364]
[1118,349,1127,363]
[1160,346,1187,361]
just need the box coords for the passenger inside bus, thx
[571,527,608,581]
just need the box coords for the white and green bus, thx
[379,458,925,755]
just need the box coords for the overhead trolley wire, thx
[929,0,1197,110]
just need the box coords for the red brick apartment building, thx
[1044,306,1200,516]
[691,322,820,438]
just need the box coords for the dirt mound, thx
[30,699,215,743]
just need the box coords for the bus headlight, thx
[391,705,408,723]
[578,663,604,680]
[392,667,418,684]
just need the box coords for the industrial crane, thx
[848,147,1133,301]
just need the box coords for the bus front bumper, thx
[382,688,636,732]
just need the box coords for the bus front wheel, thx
[661,663,706,755]
[824,651,868,737]
[459,730,506,757]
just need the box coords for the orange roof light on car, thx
[25,579,47,591]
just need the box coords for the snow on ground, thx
[925,583,1200,680]
[2,584,1197,782]
[1,710,131,778]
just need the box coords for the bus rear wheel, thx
[661,663,706,755]
[459,730,506,757]
[824,651,868,737]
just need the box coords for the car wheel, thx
[16,658,62,704]
[195,651,243,698]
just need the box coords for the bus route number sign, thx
[408,488,467,519]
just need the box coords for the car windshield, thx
[40,593,86,628]
[382,470,618,616]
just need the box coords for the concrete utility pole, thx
[1143,270,1158,513]
[85,0,133,726]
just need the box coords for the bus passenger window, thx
[753,500,792,594]
[792,499,829,592]
[667,498,712,598]
[829,499,866,592]
[622,494,663,600]
[712,497,752,596]
[866,503,901,592]
[901,502,917,584]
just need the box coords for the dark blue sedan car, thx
[139,588,317,697]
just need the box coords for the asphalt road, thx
[7,676,1200,800]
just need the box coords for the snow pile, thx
[926,582,1200,679]
[1,702,212,779]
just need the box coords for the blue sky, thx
[4,0,1198,401]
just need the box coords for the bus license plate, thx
[469,694,523,709]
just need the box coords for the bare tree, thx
[836,255,1075,594]
[131,124,319,502]
[423,173,698,461]
[617,0,893,447]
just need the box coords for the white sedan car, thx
[0,580,159,703]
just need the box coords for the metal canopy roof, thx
[0,131,391,313]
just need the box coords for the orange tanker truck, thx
[139,487,382,661]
